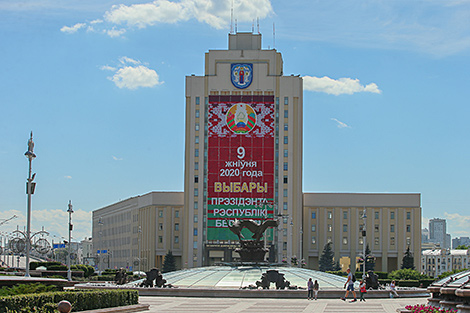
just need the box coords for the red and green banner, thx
[207,95,275,241]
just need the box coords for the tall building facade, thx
[91,32,421,273]
[429,218,448,249]
[184,32,303,267]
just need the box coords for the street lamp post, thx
[67,201,74,281]
[362,207,367,279]
[24,132,36,277]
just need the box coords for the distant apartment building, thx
[429,218,450,249]
[422,249,470,277]
[453,237,470,249]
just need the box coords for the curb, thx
[75,304,149,313]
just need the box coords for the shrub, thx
[397,280,419,287]
[0,289,138,313]
[389,269,425,281]
[0,283,59,297]
[405,304,457,313]
[419,279,436,288]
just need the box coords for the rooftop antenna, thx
[230,0,234,34]
[257,17,260,34]
[273,22,275,49]
[252,19,254,33]
[235,19,238,33]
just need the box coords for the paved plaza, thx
[139,296,428,313]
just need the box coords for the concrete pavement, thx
[139,296,427,313]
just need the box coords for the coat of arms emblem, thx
[231,63,253,89]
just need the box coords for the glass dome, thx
[160,265,355,289]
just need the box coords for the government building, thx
[92,32,421,273]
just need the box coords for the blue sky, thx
[1,0,470,243]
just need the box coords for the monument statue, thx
[227,218,279,263]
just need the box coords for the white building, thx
[422,249,470,277]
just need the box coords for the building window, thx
[284,110,288,118]
[194,201,198,209]
[193,228,198,236]
[343,224,348,232]
[158,236,163,243]
[375,211,379,219]
[194,214,198,223]
[283,202,288,210]
[276,97,279,105]
[390,224,395,232]
[195,123,199,131]
[195,96,200,105]
[406,225,411,232]
[311,224,316,232]
[312,236,316,244]
[283,189,288,197]
[175,236,179,243]
[343,237,348,245]
[195,149,199,157]
[283,217,288,224]
[375,225,379,232]
[375,237,380,245]
[175,223,179,231]
[328,212,332,219]
[194,176,198,183]
[284,149,288,157]
[284,97,288,105]
[391,212,395,219]
[311,212,316,219]
[327,237,332,243]
[284,124,288,131]
[195,109,200,118]
[283,162,288,171]
[158,210,163,218]
[195,136,199,144]
[158,223,163,230]
[193,241,198,249]
[283,176,288,184]
[328,224,332,232]
[283,228,287,236]
[343,211,348,219]
[194,188,198,196]
[407,212,411,220]
[175,210,179,218]
[284,136,288,144]
[406,237,411,246]
[390,237,395,245]
[283,242,287,250]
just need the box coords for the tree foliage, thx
[389,268,426,280]
[162,250,177,273]
[319,242,336,272]
[401,246,415,270]
[358,244,375,272]
[455,245,469,250]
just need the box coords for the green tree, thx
[319,242,336,272]
[389,268,425,280]
[456,245,469,250]
[358,244,375,272]
[401,246,415,270]
[333,260,341,271]
[162,250,177,273]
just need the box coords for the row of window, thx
[157,210,180,218]
[310,236,411,246]
[311,210,412,220]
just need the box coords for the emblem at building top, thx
[231,63,253,89]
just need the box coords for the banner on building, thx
[207,95,275,242]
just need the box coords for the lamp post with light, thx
[24,132,36,277]
[67,201,74,281]
[362,208,367,279]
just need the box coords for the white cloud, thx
[112,156,123,161]
[303,76,382,96]
[60,23,86,34]
[100,65,116,71]
[331,118,351,128]
[102,57,163,89]
[106,27,127,38]
[64,175,72,179]
[119,57,140,65]
[61,0,273,36]
[444,212,470,230]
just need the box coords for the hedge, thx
[0,289,138,313]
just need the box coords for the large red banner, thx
[207,95,275,241]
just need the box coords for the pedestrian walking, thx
[359,279,367,301]
[313,279,319,300]
[390,280,399,298]
[307,278,314,300]
[341,268,357,302]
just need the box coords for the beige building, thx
[91,32,421,273]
